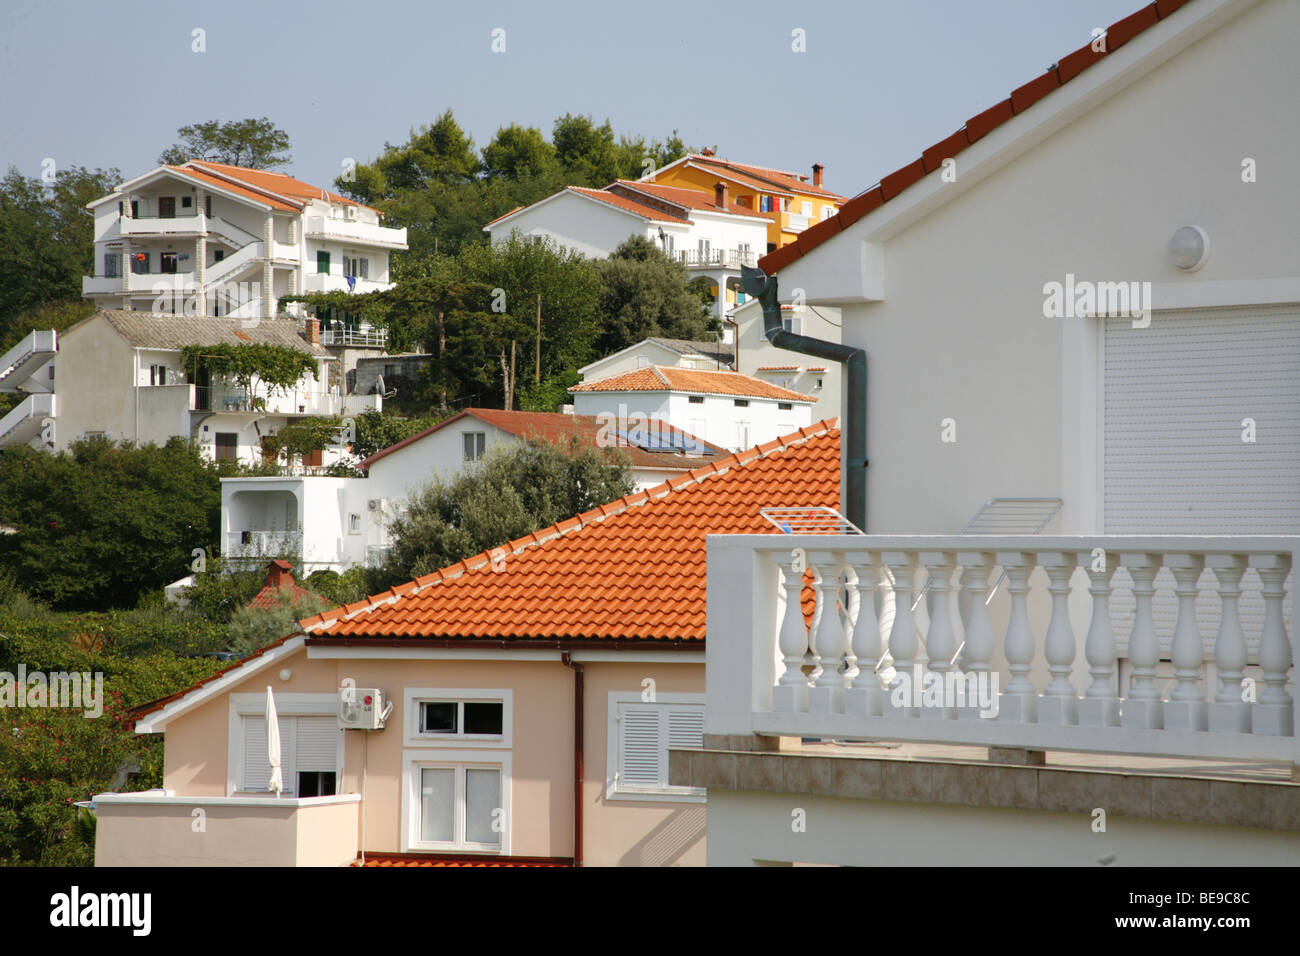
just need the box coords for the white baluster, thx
[846,554,884,717]
[1037,552,1077,725]
[1250,553,1293,736]
[1121,552,1163,729]
[919,551,958,718]
[809,551,847,715]
[957,552,996,720]
[996,551,1037,723]
[1077,549,1121,727]
[1206,554,1250,734]
[841,560,860,684]
[882,551,920,717]
[772,553,811,713]
[1164,553,1207,732]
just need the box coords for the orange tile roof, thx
[353,854,571,867]
[760,0,1187,274]
[483,205,525,227]
[186,160,379,212]
[688,156,846,201]
[569,366,812,402]
[567,187,690,224]
[612,181,769,219]
[300,421,840,641]
[358,408,727,471]
[167,166,300,212]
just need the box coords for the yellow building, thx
[646,148,846,252]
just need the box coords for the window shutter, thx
[242,716,269,791]
[667,709,704,751]
[295,717,338,773]
[619,708,663,786]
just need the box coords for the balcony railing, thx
[227,530,303,558]
[303,215,408,248]
[672,249,759,270]
[707,534,1298,765]
[321,327,388,347]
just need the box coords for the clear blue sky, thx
[1,0,1146,198]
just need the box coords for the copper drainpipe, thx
[561,652,584,867]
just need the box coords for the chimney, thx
[714,181,729,209]
[305,317,320,344]
[701,146,716,157]
[265,559,295,590]
[812,163,824,187]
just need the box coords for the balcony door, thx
[158,197,176,219]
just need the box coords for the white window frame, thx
[463,431,486,463]
[605,692,705,804]
[401,750,512,854]
[226,693,343,797]
[347,512,362,534]
[404,688,512,749]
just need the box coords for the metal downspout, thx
[740,265,867,530]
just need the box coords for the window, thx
[130,200,139,218]
[158,197,176,219]
[317,250,331,274]
[782,313,802,335]
[383,364,397,379]
[664,234,674,256]
[405,689,512,748]
[213,249,224,263]
[103,253,120,278]
[736,195,752,208]
[214,432,238,461]
[779,198,789,212]
[130,252,150,274]
[822,205,836,220]
[348,513,361,534]
[697,238,710,261]
[181,196,193,209]
[463,431,486,462]
[204,196,212,217]
[733,399,749,408]
[801,200,813,217]
[815,378,824,390]
[736,421,751,448]
[778,402,793,410]
[149,364,169,386]
[759,195,774,213]
[344,255,370,279]
[231,694,341,797]
[159,252,178,274]
[606,693,705,802]
[404,753,509,853]
[635,356,650,369]
[688,395,704,405]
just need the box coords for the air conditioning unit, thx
[344,206,359,221]
[338,687,391,730]
[367,498,386,513]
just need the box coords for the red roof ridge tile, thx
[757,0,1186,275]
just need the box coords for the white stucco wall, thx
[572,389,813,452]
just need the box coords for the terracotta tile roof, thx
[357,408,726,471]
[248,560,315,610]
[167,166,300,212]
[756,365,800,371]
[567,187,690,224]
[687,156,847,201]
[612,180,770,219]
[353,854,572,867]
[483,205,525,227]
[758,0,1188,275]
[185,160,379,213]
[569,366,812,402]
[300,421,841,641]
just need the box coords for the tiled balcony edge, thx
[670,748,1300,832]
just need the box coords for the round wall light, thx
[1169,225,1210,272]
[278,668,292,682]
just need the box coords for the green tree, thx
[0,439,220,610]
[226,589,330,658]
[157,117,291,169]
[481,124,558,181]
[0,165,119,332]
[593,236,718,353]
[378,436,634,584]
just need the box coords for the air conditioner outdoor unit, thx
[367,498,386,513]
[344,206,359,220]
[338,687,391,730]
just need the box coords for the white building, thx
[570,366,816,452]
[81,160,407,320]
[675,0,1300,865]
[221,408,725,572]
[578,338,735,381]
[0,310,378,464]
[485,180,770,319]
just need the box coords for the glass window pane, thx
[421,702,457,734]
[419,768,455,843]
[465,769,500,845]
[463,702,503,736]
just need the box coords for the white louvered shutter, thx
[1103,306,1299,657]
[295,717,338,774]
[667,709,705,752]
[619,708,662,787]
[242,716,269,792]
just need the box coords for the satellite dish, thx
[373,374,397,400]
